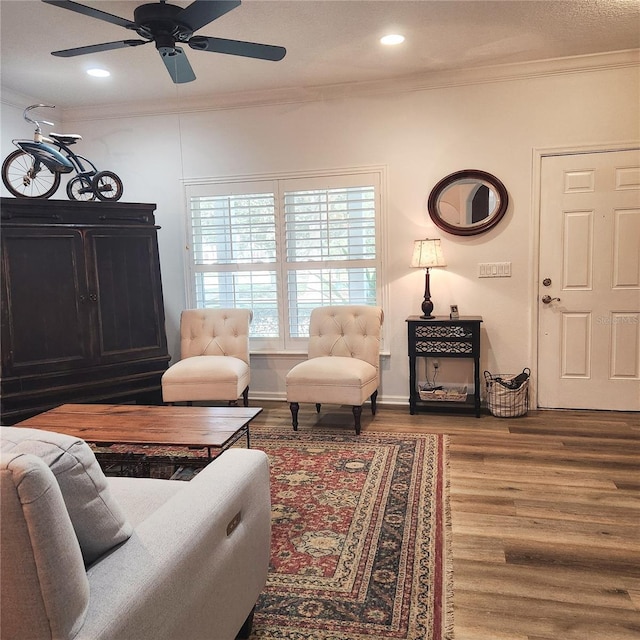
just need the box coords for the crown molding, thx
[9,49,639,124]
[1,88,46,112]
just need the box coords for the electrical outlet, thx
[432,360,439,370]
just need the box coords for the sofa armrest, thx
[76,449,271,640]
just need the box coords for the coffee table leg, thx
[206,424,251,460]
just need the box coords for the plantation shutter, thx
[187,183,281,340]
[283,181,378,338]
[185,170,382,349]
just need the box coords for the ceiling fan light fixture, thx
[380,34,405,46]
[86,68,110,77]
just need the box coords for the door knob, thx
[541,295,560,304]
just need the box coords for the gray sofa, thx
[0,426,271,640]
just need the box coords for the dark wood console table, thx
[407,316,483,417]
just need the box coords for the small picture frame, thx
[450,305,459,319]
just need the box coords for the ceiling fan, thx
[42,0,286,83]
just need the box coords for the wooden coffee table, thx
[18,404,262,469]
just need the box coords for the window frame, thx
[183,166,388,352]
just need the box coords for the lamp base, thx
[420,297,434,319]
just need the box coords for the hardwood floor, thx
[251,401,640,640]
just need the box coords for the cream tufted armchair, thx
[285,305,384,435]
[162,308,252,406]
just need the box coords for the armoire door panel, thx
[1,228,91,372]
[88,230,167,362]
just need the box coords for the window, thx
[185,169,384,350]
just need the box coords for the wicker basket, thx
[484,369,530,418]
[419,385,467,402]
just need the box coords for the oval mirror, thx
[428,170,509,236]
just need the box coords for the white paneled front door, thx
[537,149,640,410]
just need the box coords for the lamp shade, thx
[410,239,447,268]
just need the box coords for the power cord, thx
[427,360,442,391]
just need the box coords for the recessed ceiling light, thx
[380,34,405,46]
[87,68,110,78]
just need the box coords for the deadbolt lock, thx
[542,278,552,287]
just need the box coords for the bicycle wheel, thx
[67,175,96,201]
[92,170,123,201]
[2,149,60,199]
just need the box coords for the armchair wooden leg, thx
[242,386,249,407]
[371,389,378,415]
[352,405,362,435]
[290,402,299,431]
[235,606,255,639]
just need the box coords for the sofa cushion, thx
[1,426,133,566]
[108,476,185,527]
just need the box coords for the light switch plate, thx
[478,262,512,278]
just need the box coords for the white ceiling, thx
[1,0,639,111]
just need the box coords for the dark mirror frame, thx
[427,169,509,236]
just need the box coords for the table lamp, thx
[411,238,447,319]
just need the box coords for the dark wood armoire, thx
[1,197,170,423]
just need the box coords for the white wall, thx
[2,62,639,405]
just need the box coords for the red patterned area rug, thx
[249,427,453,640]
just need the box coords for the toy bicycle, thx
[2,104,123,201]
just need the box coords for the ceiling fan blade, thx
[51,40,148,57]
[42,0,135,29]
[159,46,196,84]
[188,36,286,61]
[178,0,241,32]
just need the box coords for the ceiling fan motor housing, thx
[134,2,193,45]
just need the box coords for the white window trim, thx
[182,165,389,352]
